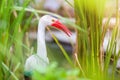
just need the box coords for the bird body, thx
[24,15,71,77]
[24,55,48,74]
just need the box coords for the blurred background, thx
[0,0,120,80]
[19,0,120,66]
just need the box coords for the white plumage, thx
[24,15,71,76]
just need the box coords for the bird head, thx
[40,15,72,36]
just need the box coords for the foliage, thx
[0,0,120,80]
[0,0,32,79]
[32,62,89,80]
[74,0,120,80]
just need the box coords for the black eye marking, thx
[49,15,58,19]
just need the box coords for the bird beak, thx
[51,20,72,37]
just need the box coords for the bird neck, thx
[37,21,49,63]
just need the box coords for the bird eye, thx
[52,19,55,22]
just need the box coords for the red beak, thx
[51,20,72,37]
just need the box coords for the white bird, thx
[24,15,71,77]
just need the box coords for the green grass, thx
[0,0,120,80]
[0,0,32,79]
[74,0,120,80]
